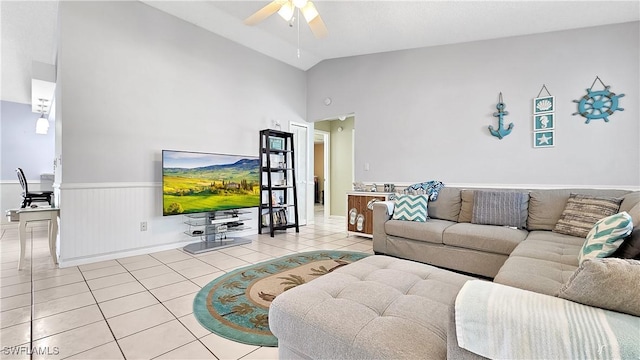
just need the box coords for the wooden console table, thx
[347,192,392,238]
[8,207,59,270]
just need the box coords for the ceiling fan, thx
[244,0,328,39]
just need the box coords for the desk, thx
[8,208,59,270]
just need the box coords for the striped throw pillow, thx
[471,190,529,228]
[553,194,622,238]
[392,194,428,222]
[579,212,633,264]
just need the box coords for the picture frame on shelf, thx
[533,130,555,148]
[269,137,284,150]
[533,95,555,114]
[533,113,555,131]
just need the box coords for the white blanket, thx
[455,280,640,360]
[378,201,395,215]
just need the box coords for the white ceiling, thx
[2,1,639,105]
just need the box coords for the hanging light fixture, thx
[35,113,49,134]
[35,98,49,135]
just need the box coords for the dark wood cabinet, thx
[347,193,390,237]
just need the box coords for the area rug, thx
[193,250,370,347]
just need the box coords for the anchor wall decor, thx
[573,76,625,123]
[488,92,513,139]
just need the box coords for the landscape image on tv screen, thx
[162,150,260,216]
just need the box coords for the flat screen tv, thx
[162,150,260,216]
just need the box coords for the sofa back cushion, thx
[527,189,632,231]
[620,192,640,214]
[426,187,461,222]
[458,189,475,223]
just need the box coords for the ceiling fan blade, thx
[244,0,287,25]
[307,14,328,39]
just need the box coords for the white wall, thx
[307,22,640,189]
[56,1,306,265]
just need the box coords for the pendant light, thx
[35,113,49,134]
[35,98,49,135]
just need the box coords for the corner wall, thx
[307,22,640,189]
[56,1,306,265]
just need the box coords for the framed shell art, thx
[533,95,555,114]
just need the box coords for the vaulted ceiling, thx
[2,1,638,104]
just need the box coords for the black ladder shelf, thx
[259,129,300,237]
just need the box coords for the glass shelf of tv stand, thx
[182,211,252,254]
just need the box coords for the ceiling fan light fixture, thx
[292,0,308,9]
[277,2,294,21]
[301,2,319,22]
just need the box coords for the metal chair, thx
[16,168,53,208]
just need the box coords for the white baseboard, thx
[58,239,197,268]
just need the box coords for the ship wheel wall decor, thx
[572,76,625,124]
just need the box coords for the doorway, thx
[313,115,355,219]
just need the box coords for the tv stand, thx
[182,210,252,254]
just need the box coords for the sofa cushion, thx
[428,187,461,222]
[559,258,640,317]
[494,256,577,296]
[508,236,583,267]
[494,234,582,296]
[458,189,475,223]
[553,193,623,238]
[471,190,529,229]
[528,189,630,231]
[579,212,633,264]
[392,194,429,222]
[385,219,455,245]
[442,223,527,256]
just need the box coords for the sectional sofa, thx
[269,187,640,359]
[373,187,639,280]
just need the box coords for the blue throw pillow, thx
[392,194,428,222]
[579,212,633,264]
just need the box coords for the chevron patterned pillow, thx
[392,194,428,222]
[579,212,633,264]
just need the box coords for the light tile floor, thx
[0,206,372,360]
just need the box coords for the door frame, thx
[289,121,311,226]
[315,129,331,219]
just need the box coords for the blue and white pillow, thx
[579,212,633,264]
[392,194,428,222]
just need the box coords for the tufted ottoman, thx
[268,255,475,359]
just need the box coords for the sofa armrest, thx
[372,202,392,254]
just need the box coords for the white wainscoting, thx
[58,183,258,267]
